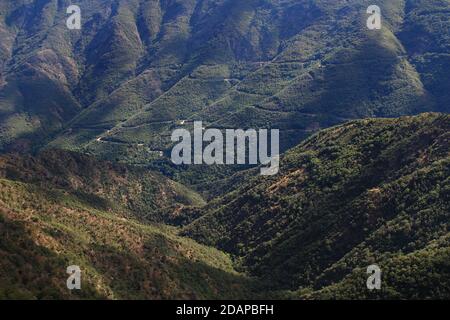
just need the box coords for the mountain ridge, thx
[0,0,449,300]
[1,0,448,171]
[0,113,448,299]
[182,112,450,298]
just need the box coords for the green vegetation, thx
[0,113,448,300]
[0,0,449,176]
[0,156,259,299]
[183,113,450,299]
[0,149,206,222]
[0,0,449,300]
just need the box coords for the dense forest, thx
[183,113,450,299]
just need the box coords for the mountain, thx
[0,149,258,299]
[0,149,205,222]
[0,113,448,300]
[0,0,449,171]
[182,113,450,299]
[0,0,449,301]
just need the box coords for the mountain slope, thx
[0,149,260,299]
[182,113,450,298]
[0,114,448,299]
[0,149,205,222]
[0,178,259,299]
[0,0,448,168]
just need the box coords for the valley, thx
[0,113,448,299]
[0,0,449,300]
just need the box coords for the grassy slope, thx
[182,113,450,299]
[0,177,259,299]
[0,149,205,222]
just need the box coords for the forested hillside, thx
[183,113,450,299]
[0,150,257,299]
[0,0,449,171]
[0,114,448,300]
[0,0,449,300]
[0,149,205,222]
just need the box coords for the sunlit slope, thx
[0,149,205,222]
[0,178,256,300]
[0,1,448,163]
